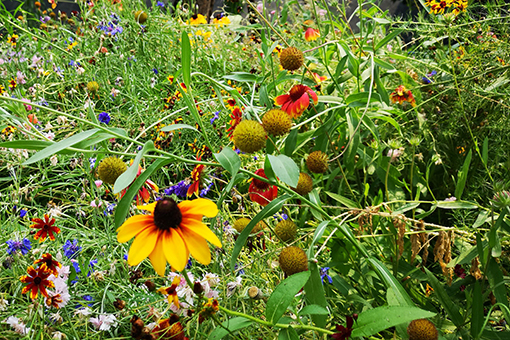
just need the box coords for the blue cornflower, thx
[156,0,165,7]
[69,60,76,67]
[103,203,116,216]
[320,267,333,284]
[123,254,128,261]
[153,68,158,75]
[63,239,82,259]
[89,157,96,169]
[200,182,213,197]
[19,209,27,218]
[234,263,245,275]
[422,70,437,84]
[98,112,111,124]
[210,111,220,124]
[6,238,31,255]
[87,259,98,277]
[185,258,192,269]
[164,180,191,198]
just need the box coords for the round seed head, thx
[233,218,266,234]
[135,10,148,24]
[274,220,297,242]
[306,151,328,174]
[97,156,127,185]
[292,172,313,196]
[279,246,308,276]
[233,120,267,153]
[407,319,438,340]
[279,47,304,71]
[262,109,292,137]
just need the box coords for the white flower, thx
[74,307,92,319]
[56,116,68,125]
[76,67,85,75]
[0,298,9,311]
[5,316,30,335]
[50,155,58,166]
[89,314,118,331]
[202,273,220,287]
[227,276,242,297]
[52,331,67,339]
[49,312,63,323]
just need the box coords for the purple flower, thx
[63,239,82,259]
[103,203,116,216]
[89,157,96,169]
[156,0,165,7]
[87,259,98,277]
[164,180,191,198]
[98,112,111,124]
[6,238,31,255]
[200,182,213,197]
[19,209,27,218]
[320,267,333,284]
[210,111,220,124]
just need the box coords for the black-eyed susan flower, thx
[116,197,221,276]
[20,265,55,299]
[187,13,207,25]
[30,214,61,242]
[7,34,18,47]
[8,78,17,91]
[0,84,5,95]
[275,84,318,119]
[34,253,61,276]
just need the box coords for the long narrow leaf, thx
[425,268,463,327]
[113,141,155,194]
[181,31,191,88]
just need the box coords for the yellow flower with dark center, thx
[187,14,207,25]
[116,197,221,276]
[7,34,18,47]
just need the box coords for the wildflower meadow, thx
[0,0,509,338]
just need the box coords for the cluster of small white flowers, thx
[89,313,118,331]
[166,272,221,314]
[5,316,30,335]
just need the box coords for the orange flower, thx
[116,198,221,276]
[152,314,185,340]
[20,266,55,299]
[390,85,416,107]
[249,169,278,206]
[34,253,61,276]
[275,84,318,118]
[28,113,38,124]
[226,107,242,140]
[187,156,205,197]
[312,73,327,84]
[304,28,320,42]
[30,215,60,242]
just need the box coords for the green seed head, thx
[97,157,127,185]
[279,246,308,276]
[233,120,267,153]
[262,109,291,137]
[274,220,297,242]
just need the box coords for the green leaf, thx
[304,262,328,328]
[471,281,484,339]
[425,268,463,327]
[114,158,170,228]
[223,72,258,83]
[482,137,489,166]
[455,149,472,199]
[181,31,191,88]
[266,271,311,324]
[208,317,252,340]
[326,192,360,209]
[113,141,155,194]
[230,195,291,271]
[351,306,436,338]
[267,154,299,187]
[306,221,329,258]
[368,258,414,306]
[278,327,299,340]
[487,258,510,324]
[299,304,329,316]
[160,123,198,133]
[447,240,487,268]
[23,129,99,165]
[375,29,404,51]
[436,201,478,209]
[0,140,76,153]
[345,92,382,107]
[283,129,298,156]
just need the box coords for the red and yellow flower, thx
[116,197,221,276]
[275,84,318,119]
[20,266,55,299]
[34,253,61,276]
[30,214,61,242]
[187,156,206,197]
[390,85,416,107]
[157,276,181,307]
[304,28,320,42]
[7,34,18,47]
[226,106,243,140]
[249,169,278,206]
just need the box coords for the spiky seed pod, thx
[279,47,304,71]
[306,151,328,174]
[134,10,148,24]
[407,319,438,340]
[262,109,292,137]
[97,157,127,185]
[274,220,297,242]
[87,81,99,93]
[233,120,267,153]
[233,218,266,234]
[292,172,313,196]
[279,246,308,276]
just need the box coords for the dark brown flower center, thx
[289,85,306,101]
[34,277,42,285]
[153,198,182,231]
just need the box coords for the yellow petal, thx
[180,228,211,265]
[179,198,218,218]
[163,229,189,272]
[149,235,167,276]
[128,226,159,266]
[180,217,222,248]
[116,215,154,243]
[136,202,157,213]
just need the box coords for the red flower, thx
[390,85,416,107]
[187,156,205,197]
[331,315,355,340]
[34,253,61,276]
[275,84,318,119]
[226,107,243,140]
[305,28,320,42]
[30,215,60,242]
[249,169,278,206]
[20,266,55,299]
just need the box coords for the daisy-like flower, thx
[34,253,61,276]
[390,85,416,107]
[30,215,61,242]
[212,14,230,28]
[187,156,206,197]
[0,84,6,95]
[226,107,242,140]
[275,84,318,119]
[7,34,19,47]
[20,265,55,299]
[157,276,181,308]
[187,14,207,25]
[312,73,327,84]
[249,169,278,206]
[152,315,185,340]
[304,28,320,42]
[116,197,221,276]
[9,78,17,91]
